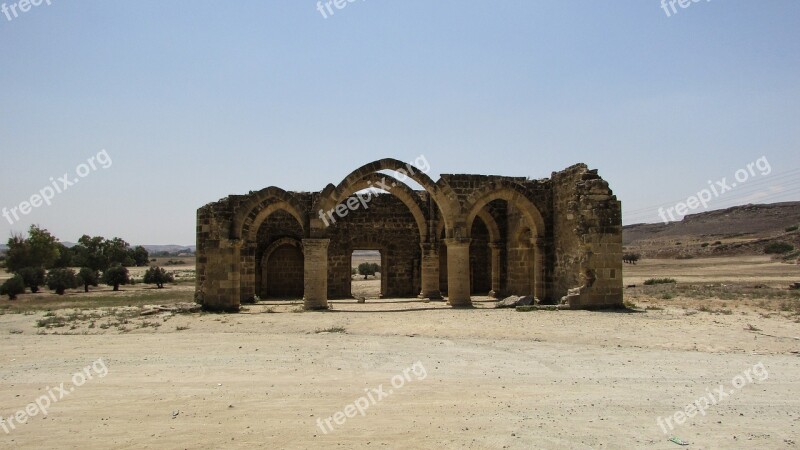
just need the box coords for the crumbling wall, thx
[196,162,623,311]
[552,164,623,308]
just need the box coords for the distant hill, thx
[623,201,800,258]
[141,245,196,254]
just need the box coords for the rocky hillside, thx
[623,202,800,259]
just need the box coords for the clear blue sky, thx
[1,1,799,245]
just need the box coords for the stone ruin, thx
[195,158,623,311]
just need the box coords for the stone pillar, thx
[532,237,545,300]
[201,238,242,312]
[488,242,503,298]
[445,238,472,307]
[419,242,443,300]
[303,238,330,310]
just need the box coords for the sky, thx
[1,0,799,245]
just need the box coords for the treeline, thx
[0,225,152,299]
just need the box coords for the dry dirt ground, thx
[0,257,798,449]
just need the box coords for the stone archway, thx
[464,184,547,301]
[230,189,308,304]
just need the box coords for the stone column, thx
[201,238,242,312]
[419,242,443,300]
[532,237,545,300]
[445,237,472,307]
[303,238,330,310]
[488,242,503,298]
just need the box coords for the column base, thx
[303,301,330,311]
[419,291,444,301]
[448,299,474,308]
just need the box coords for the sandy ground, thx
[0,258,798,449]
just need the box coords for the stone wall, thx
[195,159,623,312]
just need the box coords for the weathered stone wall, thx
[264,244,304,297]
[551,164,623,308]
[325,193,421,298]
[196,160,623,312]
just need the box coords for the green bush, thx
[143,266,174,288]
[644,278,677,285]
[701,242,710,247]
[77,267,100,293]
[357,262,381,280]
[764,242,795,254]
[0,275,25,300]
[17,267,45,293]
[102,265,130,291]
[786,225,799,232]
[46,268,79,295]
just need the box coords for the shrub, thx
[16,267,45,293]
[622,253,641,264]
[77,267,100,293]
[701,242,710,248]
[764,242,795,254]
[786,225,799,232]
[644,278,677,285]
[0,275,25,300]
[102,265,130,291]
[357,262,381,279]
[143,266,174,288]
[712,241,722,246]
[46,268,79,295]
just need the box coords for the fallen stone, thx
[495,295,520,308]
[518,295,535,306]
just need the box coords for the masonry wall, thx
[324,193,421,298]
[551,164,623,308]
[264,244,304,297]
[195,162,623,311]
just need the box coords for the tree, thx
[72,235,109,271]
[623,253,641,265]
[52,243,75,268]
[358,262,381,280]
[77,267,100,293]
[106,237,134,267]
[45,268,78,295]
[16,267,45,293]
[73,236,141,270]
[131,246,150,267]
[0,275,25,300]
[5,226,62,272]
[143,266,174,288]
[102,265,129,291]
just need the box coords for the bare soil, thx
[0,257,798,449]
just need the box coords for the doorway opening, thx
[351,249,383,299]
